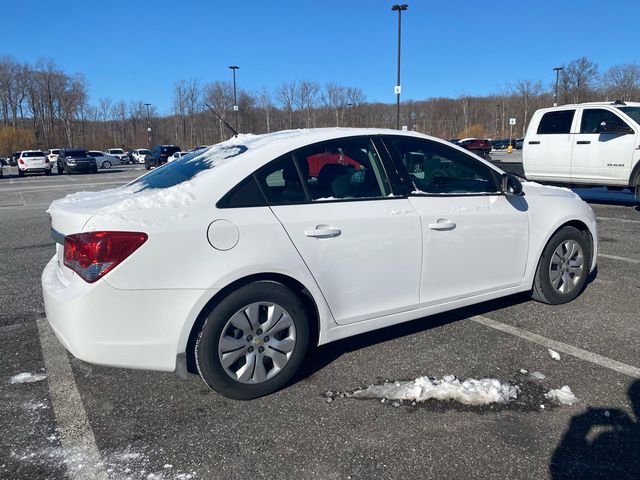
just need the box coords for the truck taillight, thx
[63,231,148,283]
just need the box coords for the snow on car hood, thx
[521,181,579,199]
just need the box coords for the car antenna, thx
[204,103,238,137]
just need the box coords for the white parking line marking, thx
[597,216,640,224]
[472,315,640,378]
[598,253,640,264]
[37,319,109,480]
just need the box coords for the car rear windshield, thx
[131,145,248,190]
[161,146,180,155]
[617,107,640,125]
[110,149,124,154]
[138,149,150,154]
[23,151,45,157]
[65,150,88,158]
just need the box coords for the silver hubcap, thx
[549,240,584,294]
[217,302,296,384]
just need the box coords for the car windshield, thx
[131,144,248,190]
[23,151,45,157]
[617,106,640,125]
[66,150,87,158]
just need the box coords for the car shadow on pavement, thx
[549,380,640,480]
[298,291,534,382]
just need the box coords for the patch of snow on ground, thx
[10,372,47,384]
[548,349,561,361]
[545,386,579,405]
[352,375,519,405]
[530,371,546,380]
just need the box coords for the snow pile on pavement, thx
[352,375,519,405]
[10,372,47,384]
[548,349,561,361]
[545,386,579,405]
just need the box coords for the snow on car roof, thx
[47,128,432,216]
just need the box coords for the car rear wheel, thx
[196,281,310,400]
[532,226,590,305]
[45,169,51,176]
[102,161,111,169]
[18,169,24,177]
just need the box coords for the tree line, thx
[1,55,639,154]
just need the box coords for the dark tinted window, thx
[255,156,306,205]
[580,108,629,134]
[537,110,575,134]
[219,176,266,208]
[64,150,88,158]
[161,146,180,155]
[88,151,103,157]
[294,138,390,201]
[22,151,45,157]
[385,137,499,195]
[618,106,640,124]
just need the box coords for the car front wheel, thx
[532,226,590,305]
[196,281,310,400]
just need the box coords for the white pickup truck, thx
[523,101,640,192]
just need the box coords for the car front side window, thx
[580,108,630,134]
[385,137,500,195]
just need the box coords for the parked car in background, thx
[457,138,492,157]
[43,128,597,400]
[8,152,20,166]
[131,149,150,163]
[46,148,62,164]
[144,145,181,169]
[57,148,97,175]
[106,148,130,164]
[88,151,121,169]
[514,138,524,150]
[524,101,640,191]
[168,151,190,162]
[17,150,51,176]
[0,156,6,166]
[490,139,510,150]
[0,162,3,178]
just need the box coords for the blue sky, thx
[3,0,638,114]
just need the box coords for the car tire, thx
[57,166,63,174]
[531,226,590,305]
[145,163,150,170]
[91,167,98,174]
[195,281,310,400]
[102,161,111,169]
[45,169,51,176]
[18,169,24,177]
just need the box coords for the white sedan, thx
[42,129,598,399]
[88,151,121,169]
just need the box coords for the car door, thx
[382,135,529,306]
[571,107,637,184]
[256,136,423,325]
[524,109,577,182]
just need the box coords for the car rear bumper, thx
[41,255,210,372]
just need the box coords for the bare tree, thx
[276,81,297,129]
[602,64,640,102]
[512,79,544,135]
[561,57,599,104]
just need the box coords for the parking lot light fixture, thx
[144,103,152,148]
[553,67,564,107]
[391,4,408,130]
[228,66,240,133]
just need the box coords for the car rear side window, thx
[580,108,630,134]
[255,156,307,205]
[218,176,266,208]
[537,110,575,134]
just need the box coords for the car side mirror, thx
[501,173,524,196]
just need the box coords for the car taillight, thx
[63,231,148,283]
[19,159,25,165]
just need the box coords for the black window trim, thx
[217,135,410,209]
[380,134,504,198]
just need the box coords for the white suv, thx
[17,150,52,176]
[106,148,130,164]
[131,149,150,163]
[523,101,640,192]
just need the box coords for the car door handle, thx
[428,220,456,231]
[576,140,591,144]
[528,141,540,145]
[305,225,341,238]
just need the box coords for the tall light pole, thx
[392,4,408,130]
[144,103,152,148]
[228,65,239,133]
[347,103,354,126]
[553,66,564,106]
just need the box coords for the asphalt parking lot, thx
[1,161,639,480]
